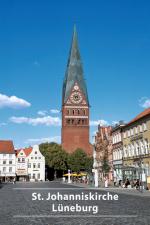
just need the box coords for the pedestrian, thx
[104,177,108,188]
[125,178,130,188]
[114,177,117,186]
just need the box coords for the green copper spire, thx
[62,26,89,105]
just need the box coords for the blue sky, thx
[0,0,150,148]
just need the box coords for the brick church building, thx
[61,28,92,155]
[61,27,92,155]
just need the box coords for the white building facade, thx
[16,145,45,182]
[0,141,16,182]
[27,145,45,181]
[112,122,125,183]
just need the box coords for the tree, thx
[39,142,68,172]
[68,148,93,173]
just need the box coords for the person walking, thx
[104,176,108,188]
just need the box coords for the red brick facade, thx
[61,84,92,155]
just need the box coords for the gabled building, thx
[61,26,92,155]
[16,145,45,182]
[0,140,16,182]
[16,147,32,181]
[94,125,113,181]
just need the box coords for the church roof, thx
[62,26,89,105]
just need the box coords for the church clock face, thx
[70,92,82,104]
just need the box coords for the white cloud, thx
[112,121,119,126]
[90,119,108,126]
[139,97,150,108]
[37,110,47,116]
[50,109,60,114]
[0,93,31,109]
[25,136,61,144]
[0,122,7,127]
[9,115,61,126]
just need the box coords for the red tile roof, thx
[0,140,15,154]
[15,147,33,157]
[127,108,150,126]
[23,147,32,156]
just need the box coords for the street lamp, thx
[92,136,99,187]
[68,169,71,184]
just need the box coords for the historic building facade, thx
[61,27,92,155]
[122,108,150,180]
[0,140,16,182]
[16,145,45,182]
[94,125,113,181]
[112,121,125,182]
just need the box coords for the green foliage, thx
[39,142,68,171]
[39,144,93,174]
[68,148,93,173]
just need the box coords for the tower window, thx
[72,119,74,124]
[72,110,75,115]
[66,119,70,124]
[83,109,86,115]
[78,119,80,125]
[67,109,70,115]
[78,109,80,115]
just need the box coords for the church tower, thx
[61,26,92,155]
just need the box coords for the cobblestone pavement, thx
[0,181,150,225]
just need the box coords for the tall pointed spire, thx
[62,26,89,105]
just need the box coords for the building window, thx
[66,119,70,124]
[33,163,36,169]
[18,158,21,162]
[28,163,31,168]
[77,119,80,125]
[32,174,35,179]
[9,160,12,164]
[9,167,12,173]
[67,109,70,115]
[35,151,37,154]
[31,157,33,159]
[38,163,40,168]
[77,109,80,115]
[128,130,130,137]
[38,157,41,159]
[3,160,6,164]
[139,125,142,133]
[22,158,25,162]
[143,123,147,131]
[72,110,75,115]
[135,127,138,134]
[35,157,37,159]
[37,173,40,179]
[3,167,6,172]
[123,132,126,139]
